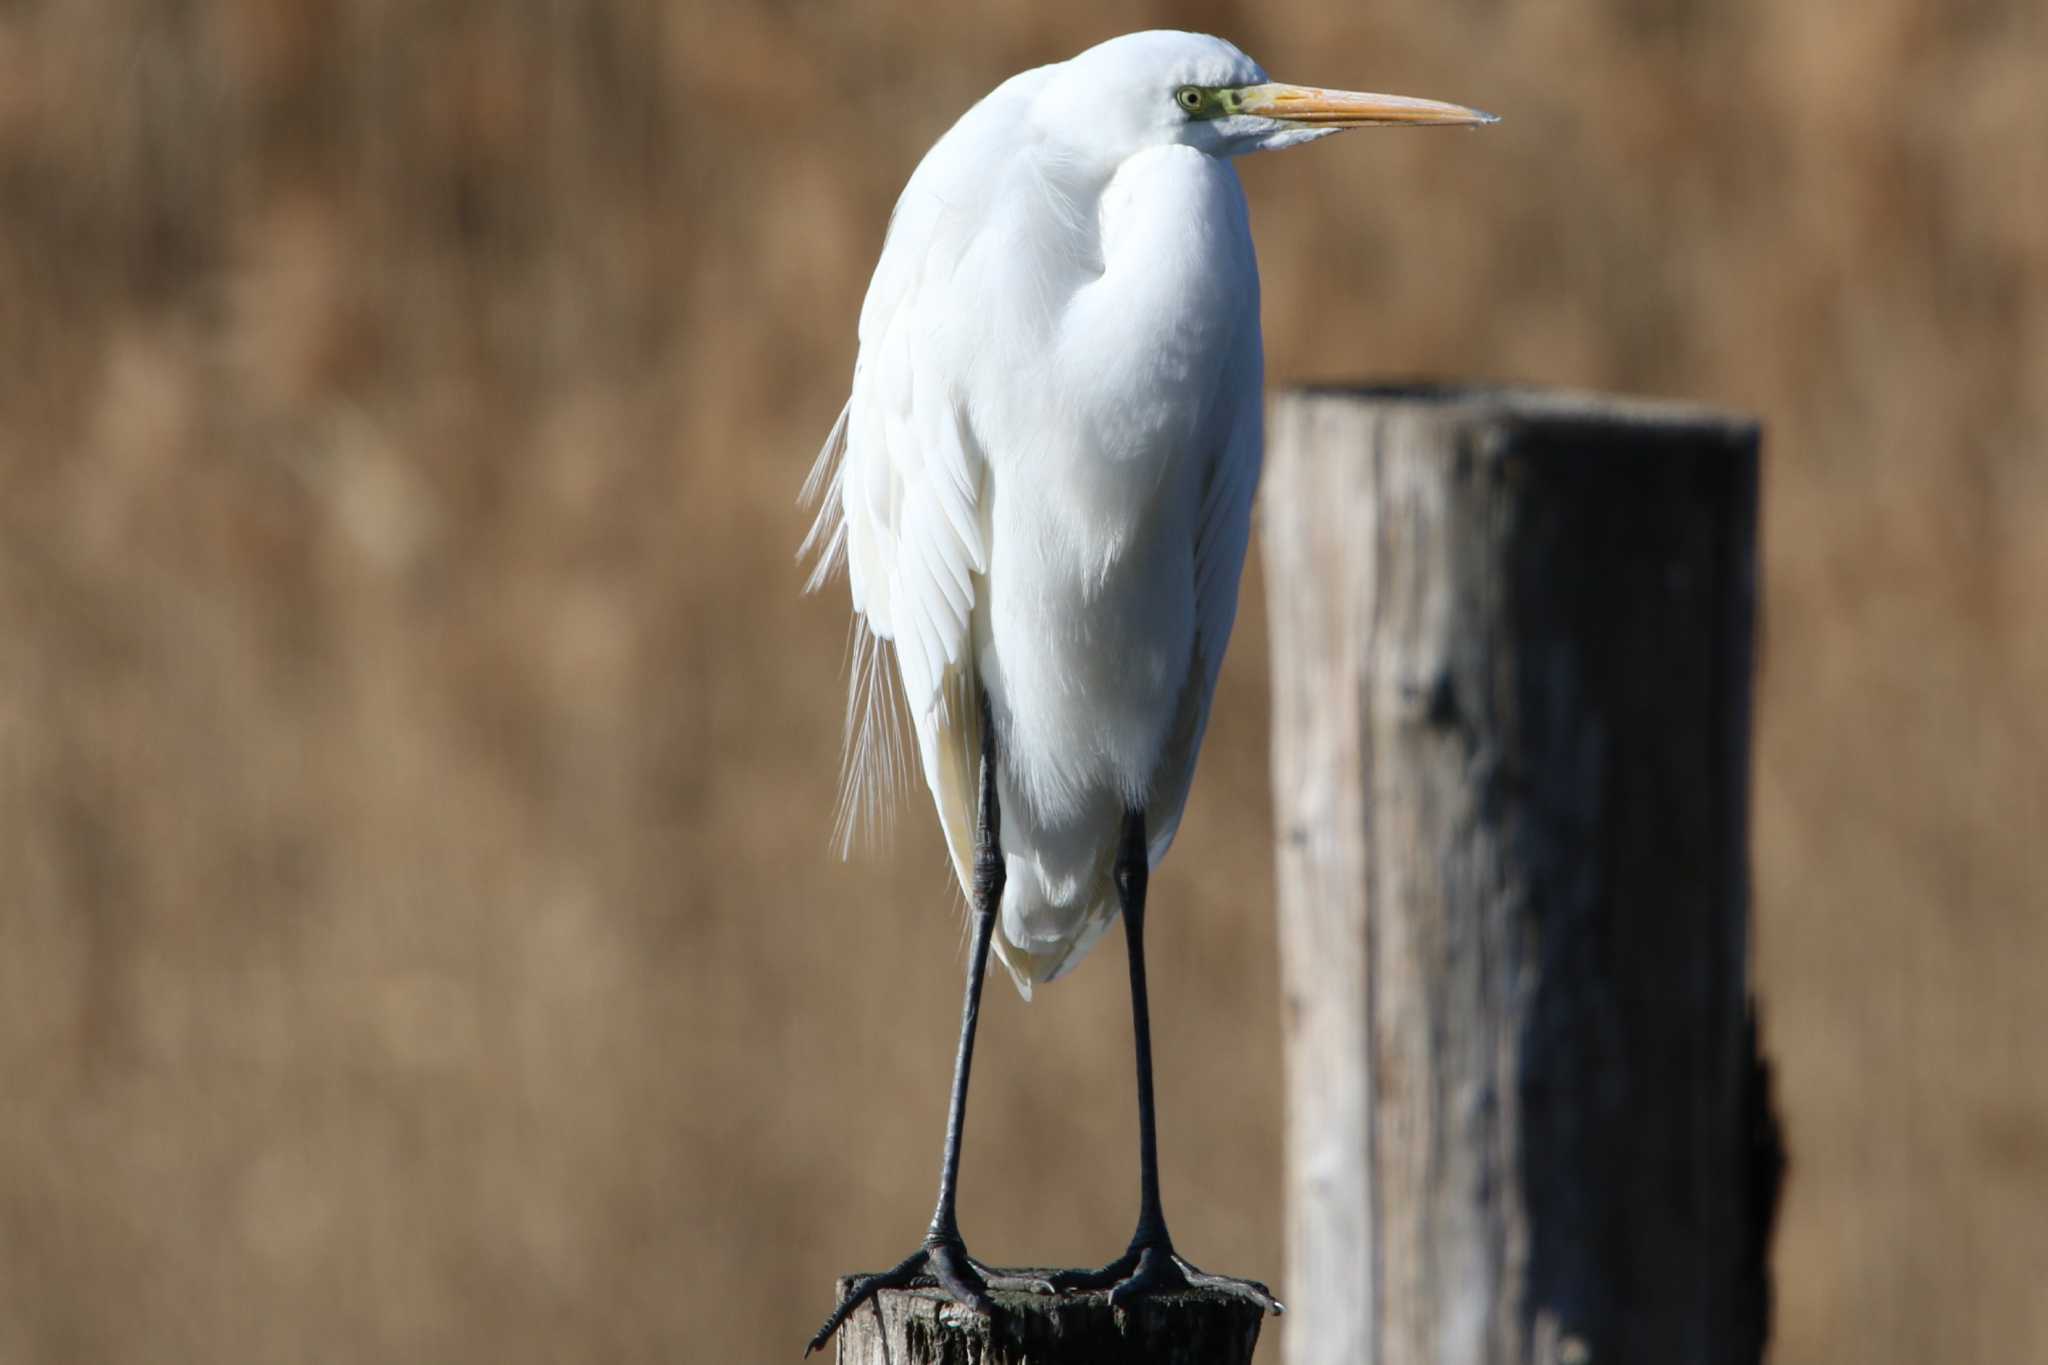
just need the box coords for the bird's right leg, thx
[806,692,1045,1355]
[1046,808,1282,1316]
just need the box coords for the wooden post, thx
[831,1282,1267,1364]
[1262,387,1782,1365]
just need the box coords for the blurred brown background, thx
[1,1,2042,1361]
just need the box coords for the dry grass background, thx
[0,1,2042,1361]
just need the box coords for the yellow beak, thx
[1237,82,1497,127]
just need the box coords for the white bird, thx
[803,30,1493,1351]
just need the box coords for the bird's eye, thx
[1175,86,1205,114]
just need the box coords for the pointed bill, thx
[1238,83,1498,127]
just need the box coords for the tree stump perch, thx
[1262,386,1782,1365]
[830,1281,1267,1364]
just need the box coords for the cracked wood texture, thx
[1263,388,1781,1365]
[831,1282,1265,1365]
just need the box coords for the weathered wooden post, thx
[1262,387,1781,1365]
[832,1283,1267,1364]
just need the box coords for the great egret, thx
[802,29,1493,1351]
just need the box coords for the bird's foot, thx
[805,1238,1053,1355]
[971,1260,1059,1294]
[1050,1237,1283,1316]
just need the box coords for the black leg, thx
[1050,808,1282,1316]
[929,691,1008,1251]
[807,693,1048,1355]
[1117,807,1167,1246]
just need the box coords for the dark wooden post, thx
[1261,387,1782,1365]
[832,1282,1266,1364]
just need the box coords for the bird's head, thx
[1038,30,1495,163]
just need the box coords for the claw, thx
[924,1239,996,1315]
[1174,1254,1284,1314]
[1047,1256,1131,1294]
[809,1240,1062,1355]
[1105,1243,1178,1312]
[807,1247,937,1356]
[970,1259,1056,1295]
[1049,1239,1282,1318]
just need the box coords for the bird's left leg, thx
[805,693,1048,1356]
[1050,808,1283,1316]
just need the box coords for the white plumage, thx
[803,30,1493,995]
[801,32,1496,1351]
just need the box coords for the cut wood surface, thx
[831,1281,1266,1365]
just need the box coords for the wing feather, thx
[800,77,1034,860]
[1145,321,1264,863]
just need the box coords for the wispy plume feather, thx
[834,618,912,856]
[801,400,911,854]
